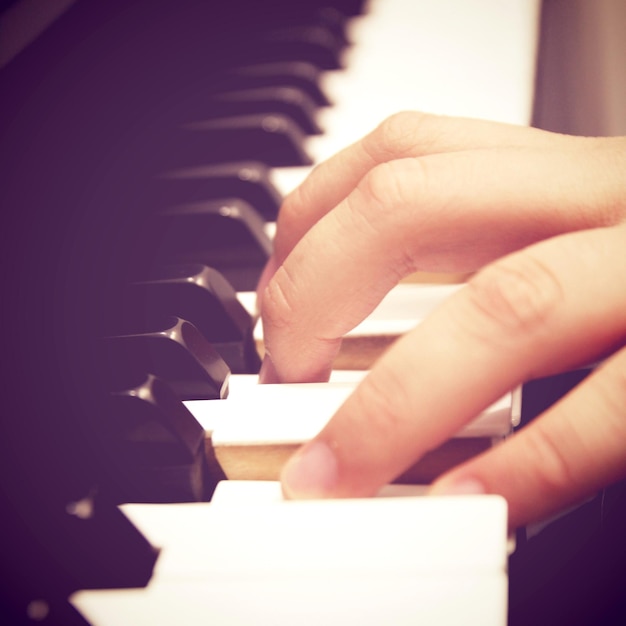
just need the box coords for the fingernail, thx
[281,440,338,499]
[258,355,279,384]
[430,477,486,496]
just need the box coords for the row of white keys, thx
[239,282,464,338]
[72,489,509,625]
[271,0,541,196]
[190,381,517,441]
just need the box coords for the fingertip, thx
[281,440,339,499]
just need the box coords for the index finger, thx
[272,112,571,264]
[261,143,624,384]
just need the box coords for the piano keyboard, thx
[72,493,510,625]
[0,0,548,624]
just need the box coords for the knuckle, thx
[348,160,430,278]
[357,160,426,216]
[357,163,395,212]
[279,182,309,233]
[363,111,442,162]
[371,111,425,159]
[460,254,565,346]
[522,419,579,495]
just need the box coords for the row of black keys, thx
[0,3,373,623]
[100,5,367,507]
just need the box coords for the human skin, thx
[257,112,626,530]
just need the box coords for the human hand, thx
[258,112,626,529]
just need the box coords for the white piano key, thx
[269,164,312,197]
[224,370,369,398]
[72,572,508,626]
[318,0,540,153]
[210,479,429,505]
[241,283,469,371]
[247,282,464,344]
[347,282,463,335]
[207,480,515,556]
[270,0,541,197]
[263,219,276,239]
[189,381,513,442]
[114,481,513,550]
[235,289,257,316]
[118,495,507,580]
[238,279,465,321]
[114,484,428,552]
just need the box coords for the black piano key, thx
[156,161,282,220]
[319,0,367,17]
[260,24,345,70]
[223,62,331,106]
[257,4,351,41]
[149,198,271,291]
[510,364,618,626]
[175,113,312,168]
[108,373,204,462]
[201,87,322,135]
[315,6,351,47]
[106,373,221,502]
[519,367,593,428]
[121,264,260,374]
[104,317,230,400]
[3,496,158,621]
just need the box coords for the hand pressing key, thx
[258,111,626,530]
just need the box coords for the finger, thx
[257,113,556,306]
[272,112,574,265]
[279,224,626,506]
[262,147,625,383]
[430,348,626,530]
